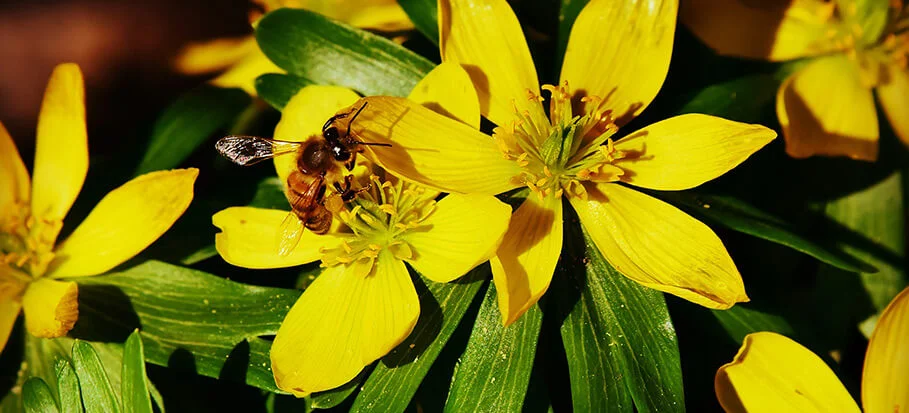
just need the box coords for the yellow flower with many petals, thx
[174,0,414,95]
[212,72,511,396]
[715,286,909,412]
[682,0,909,161]
[0,63,198,353]
[349,0,777,325]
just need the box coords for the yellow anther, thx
[379,204,396,215]
[341,240,353,253]
[543,166,552,177]
[536,177,548,187]
[554,188,564,199]
[368,244,382,251]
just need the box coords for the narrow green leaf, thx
[72,341,120,413]
[676,74,779,123]
[444,283,542,412]
[351,268,486,412]
[399,0,439,44]
[556,217,684,412]
[75,261,301,392]
[556,0,589,67]
[256,8,434,97]
[309,371,366,409]
[656,191,877,273]
[711,306,796,344]
[121,331,153,413]
[54,359,82,413]
[22,378,59,413]
[135,85,251,175]
[255,73,314,111]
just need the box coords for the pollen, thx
[0,202,59,278]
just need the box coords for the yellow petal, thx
[862,286,909,412]
[0,122,30,215]
[438,0,546,128]
[614,114,776,191]
[280,0,414,31]
[0,265,25,352]
[715,332,860,413]
[489,194,562,326]
[210,46,283,96]
[173,36,259,75]
[561,0,678,125]
[403,193,510,283]
[355,96,523,195]
[681,0,843,61]
[0,295,20,354]
[273,86,361,186]
[877,63,909,148]
[212,207,340,269]
[777,55,879,161]
[47,169,198,278]
[22,278,78,339]
[31,63,88,224]
[407,62,481,129]
[271,251,419,396]
[570,183,747,309]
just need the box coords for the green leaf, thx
[656,191,877,273]
[443,283,542,412]
[256,8,434,97]
[75,260,301,392]
[309,372,365,409]
[135,85,251,175]
[555,218,684,412]
[22,378,59,413]
[711,306,796,344]
[250,177,291,210]
[399,0,439,44]
[556,0,589,67]
[54,359,82,413]
[350,268,486,412]
[255,73,314,111]
[121,331,153,413]
[676,74,780,123]
[824,171,907,312]
[72,341,120,413]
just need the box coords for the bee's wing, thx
[276,211,305,257]
[216,135,301,166]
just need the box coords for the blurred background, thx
[0,0,250,158]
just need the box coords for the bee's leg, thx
[345,151,358,171]
[334,175,359,202]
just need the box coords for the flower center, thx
[493,81,627,200]
[319,174,436,269]
[0,202,57,280]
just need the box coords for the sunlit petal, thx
[571,183,747,309]
[681,0,843,61]
[862,286,909,413]
[272,86,362,185]
[403,193,510,283]
[877,63,909,148]
[210,47,283,96]
[47,169,198,278]
[614,114,776,190]
[0,122,30,216]
[490,194,562,326]
[31,63,88,225]
[438,0,546,128]
[271,252,419,396]
[212,206,340,269]
[561,0,678,125]
[22,278,78,339]
[407,62,481,129]
[173,36,260,75]
[715,332,860,413]
[356,96,523,195]
[777,55,878,161]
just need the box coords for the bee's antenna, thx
[347,102,368,137]
[356,141,392,147]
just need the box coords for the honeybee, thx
[215,103,388,255]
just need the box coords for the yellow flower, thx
[0,63,198,353]
[211,74,511,396]
[715,286,909,412]
[682,0,909,161]
[349,0,777,325]
[173,0,415,95]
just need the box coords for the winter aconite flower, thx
[0,63,197,352]
[212,75,510,396]
[350,0,777,325]
[174,0,414,95]
[715,286,909,412]
[682,0,909,161]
